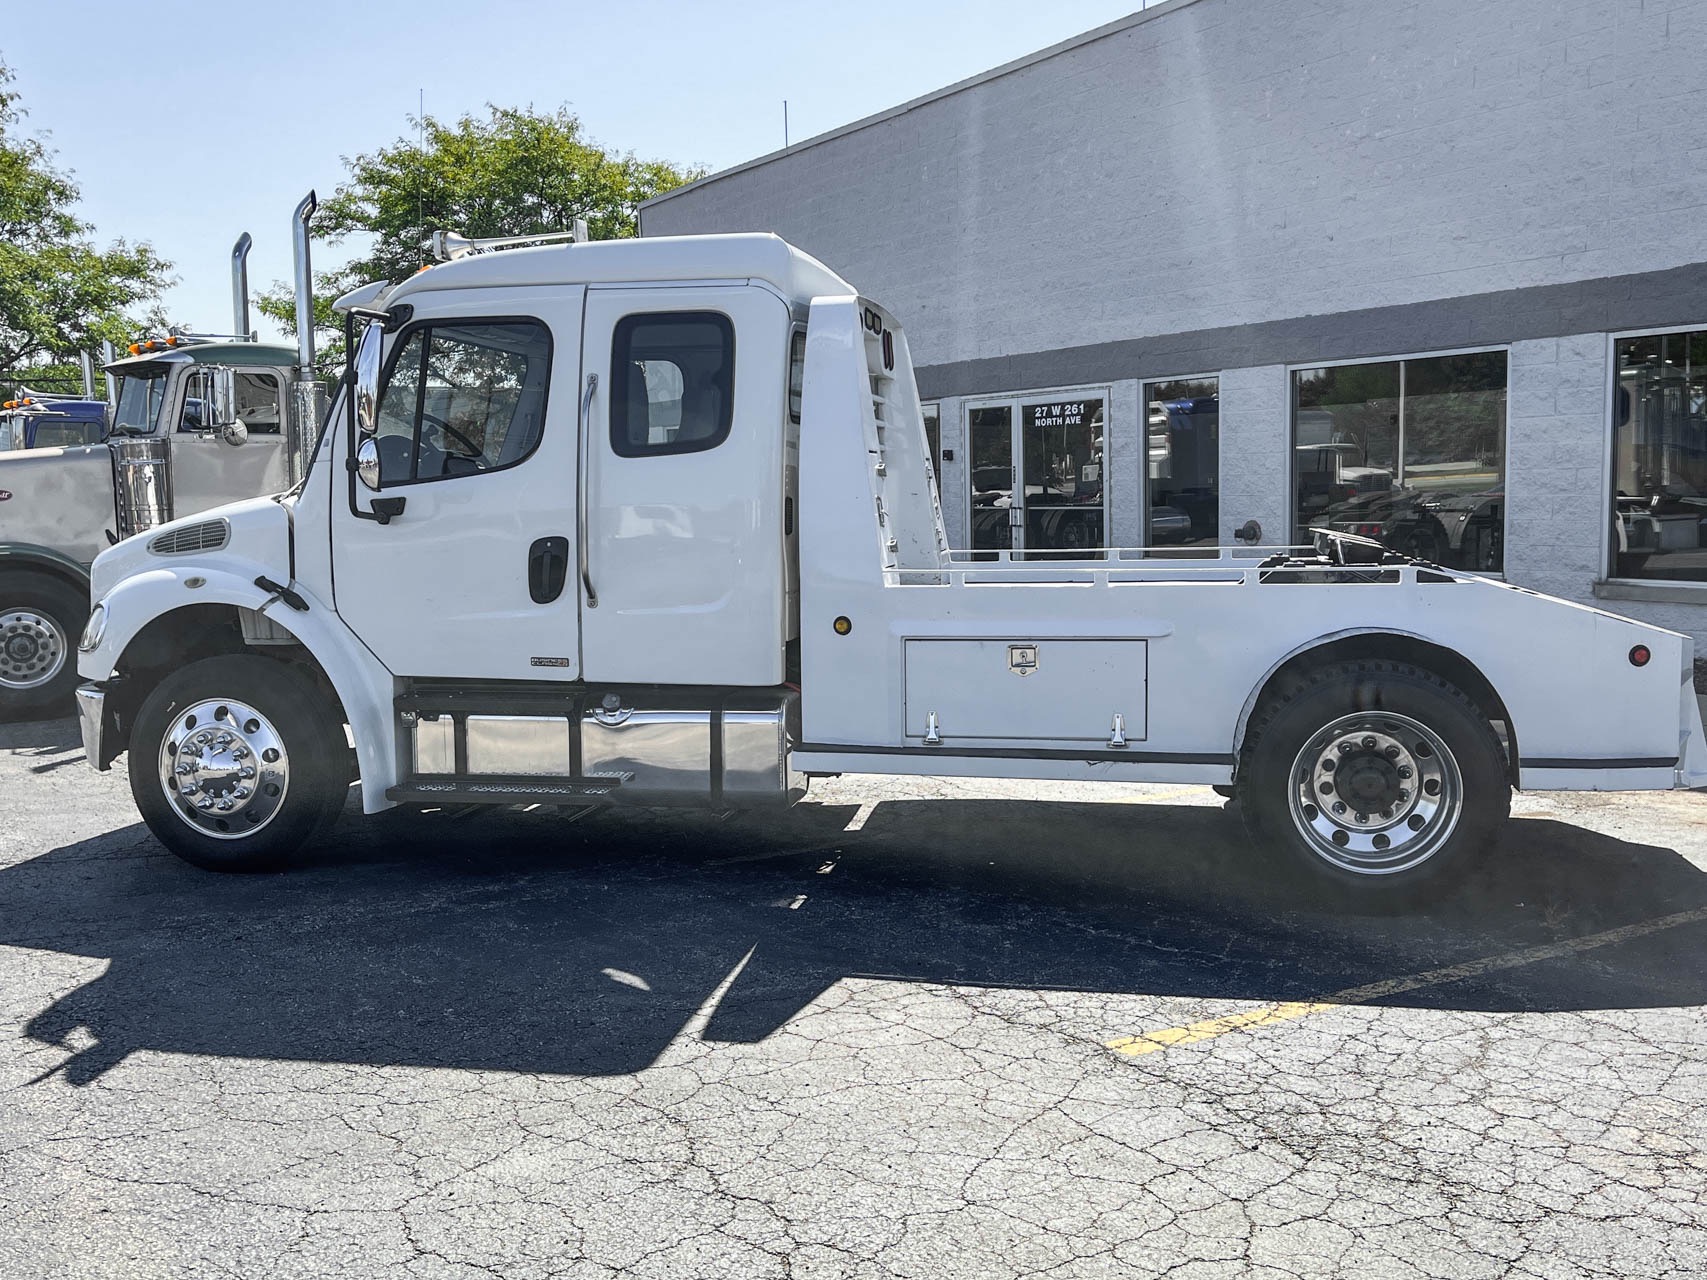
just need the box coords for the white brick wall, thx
[1214,366,1290,551]
[646,0,1707,373]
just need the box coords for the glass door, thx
[1020,396,1105,558]
[964,394,1107,558]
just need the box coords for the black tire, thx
[0,572,88,720]
[129,654,348,871]
[1239,660,1509,907]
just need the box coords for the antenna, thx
[417,89,425,267]
[783,100,789,148]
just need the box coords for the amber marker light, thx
[833,616,853,635]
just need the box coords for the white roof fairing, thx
[384,233,856,308]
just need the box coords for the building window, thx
[610,311,734,458]
[1293,352,1507,572]
[922,402,941,497]
[1612,329,1707,582]
[1144,378,1218,554]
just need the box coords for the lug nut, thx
[1332,802,1347,815]
[196,797,214,810]
[1397,766,1412,779]
[239,766,255,779]
[217,798,234,811]
[1338,741,1354,754]
[180,783,198,795]
[1355,812,1367,823]
[233,786,251,800]
[1384,746,1400,759]
[232,747,250,760]
[1361,736,1376,749]
[1398,789,1409,801]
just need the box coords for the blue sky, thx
[6,1,1151,343]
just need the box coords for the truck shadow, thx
[0,714,81,754]
[4,796,1705,1085]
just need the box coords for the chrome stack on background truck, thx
[0,194,329,716]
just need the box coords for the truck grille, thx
[149,519,229,556]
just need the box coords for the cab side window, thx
[373,319,551,484]
[610,312,735,457]
[236,371,284,433]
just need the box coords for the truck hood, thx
[90,495,294,603]
[0,443,114,569]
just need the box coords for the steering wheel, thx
[419,410,486,465]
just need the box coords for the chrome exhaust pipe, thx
[231,232,253,339]
[80,351,95,399]
[291,192,317,372]
[287,192,325,486]
[101,341,116,407]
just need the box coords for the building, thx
[641,0,1707,645]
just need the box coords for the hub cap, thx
[1286,712,1461,876]
[0,608,67,690]
[156,699,290,840]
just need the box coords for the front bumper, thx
[75,683,108,773]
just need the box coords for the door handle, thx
[578,372,598,608]
[529,536,570,604]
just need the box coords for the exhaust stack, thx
[286,192,326,486]
[80,352,95,399]
[231,232,253,339]
[292,193,317,373]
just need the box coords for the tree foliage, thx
[258,106,704,372]
[0,59,172,374]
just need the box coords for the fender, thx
[80,565,401,812]
[1229,625,1514,762]
[0,542,92,592]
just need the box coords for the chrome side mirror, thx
[220,419,249,447]
[355,436,381,491]
[204,366,239,438]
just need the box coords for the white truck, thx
[73,231,1707,903]
[0,197,327,716]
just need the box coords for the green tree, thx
[0,58,172,376]
[258,106,704,374]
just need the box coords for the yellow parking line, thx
[1107,904,1707,1058]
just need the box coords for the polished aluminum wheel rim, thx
[0,608,67,690]
[1287,711,1461,876]
[157,698,290,840]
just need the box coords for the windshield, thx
[111,367,171,435]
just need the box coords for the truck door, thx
[577,285,791,686]
[172,366,291,518]
[332,286,585,681]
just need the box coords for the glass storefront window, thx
[1144,378,1218,555]
[1293,352,1506,571]
[1612,329,1707,582]
[922,402,941,499]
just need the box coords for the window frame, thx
[369,313,555,488]
[1601,322,1707,594]
[1286,344,1511,576]
[608,309,737,459]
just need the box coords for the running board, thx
[387,774,628,806]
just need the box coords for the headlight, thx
[79,602,108,653]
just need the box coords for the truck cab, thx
[0,398,108,452]
[74,231,1707,905]
[0,205,326,717]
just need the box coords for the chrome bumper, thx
[75,683,108,772]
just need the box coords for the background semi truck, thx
[74,230,1707,905]
[0,197,328,716]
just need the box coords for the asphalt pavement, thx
[2,714,1704,1279]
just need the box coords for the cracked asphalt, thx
[2,715,1706,1279]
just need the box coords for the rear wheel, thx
[0,573,87,719]
[129,654,348,871]
[1239,660,1509,905]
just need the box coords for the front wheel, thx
[0,573,87,719]
[129,654,349,871]
[1239,660,1509,905]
